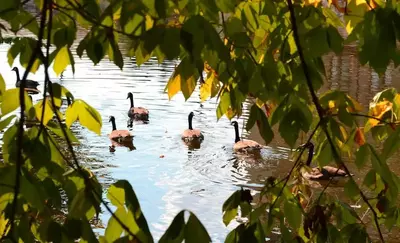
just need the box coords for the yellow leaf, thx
[328,100,336,109]
[0,213,9,236]
[165,71,181,100]
[34,99,54,125]
[1,88,32,116]
[344,0,370,34]
[165,58,198,100]
[65,99,102,135]
[30,58,41,74]
[200,72,220,102]
[255,98,265,108]
[53,45,70,77]
[145,15,154,30]
[364,101,393,132]
[303,0,321,6]
[346,95,363,112]
[339,125,348,141]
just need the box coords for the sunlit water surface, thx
[2,22,400,241]
[0,29,291,242]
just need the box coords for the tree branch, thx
[286,0,385,241]
[269,120,321,210]
[9,0,48,238]
[35,0,54,141]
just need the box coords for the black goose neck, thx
[306,143,314,166]
[111,119,117,131]
[13,68,20,82]
[234,123,240,143]
[129,95,134,108]
[188,113,193,130]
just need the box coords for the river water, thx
[1,23,400,242]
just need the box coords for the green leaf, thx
[0,74,5,99]
[109,35,124,70]
[326,25,344,54]
[341,224,368,243]
[0,115,16,131]
[363,169,377,188]
[216,0,236,12]
[222,190,241,226]
[69,189,96,220]
[20,171,46,212]
[338,106,354,127]
[185,212,211,243]
[284,200,302,229]
[53,45,71,76]
[279,105,311,148]
[160,28,180,60]
[316,140,333,167]
[46,120,79,143]
[344,179,360,200]
[105,207,126,242]
[107,180,153,243]
[382,127,400,160]
[216,91,231,120]
[369,144,398,201]
[159,211,185,243]
[65,99,102,135]
[246,104,273,144]
[355,144,369,169]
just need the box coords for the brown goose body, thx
[127,92,149,121]
[231,121,262,153]
[300,142,351,180]
[182,112,204,146]
[108,116,134,143]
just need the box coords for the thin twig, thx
[9,0,48,237]
[35,1,54,141]
[269,120,321,210]
[43,6,139,237]
[286,0,385,241]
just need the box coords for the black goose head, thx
[127,92,134,108]
[109,116,117,131]
[127,92,133,99]
[12,67,20,81]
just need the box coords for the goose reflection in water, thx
[109,139,136,152]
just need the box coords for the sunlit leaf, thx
[65,99,102,135]
[105,207,127,242]
[1,88,32,116]
[165,57,198,100]
[107,180,153,242]
[53,45,71,77]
